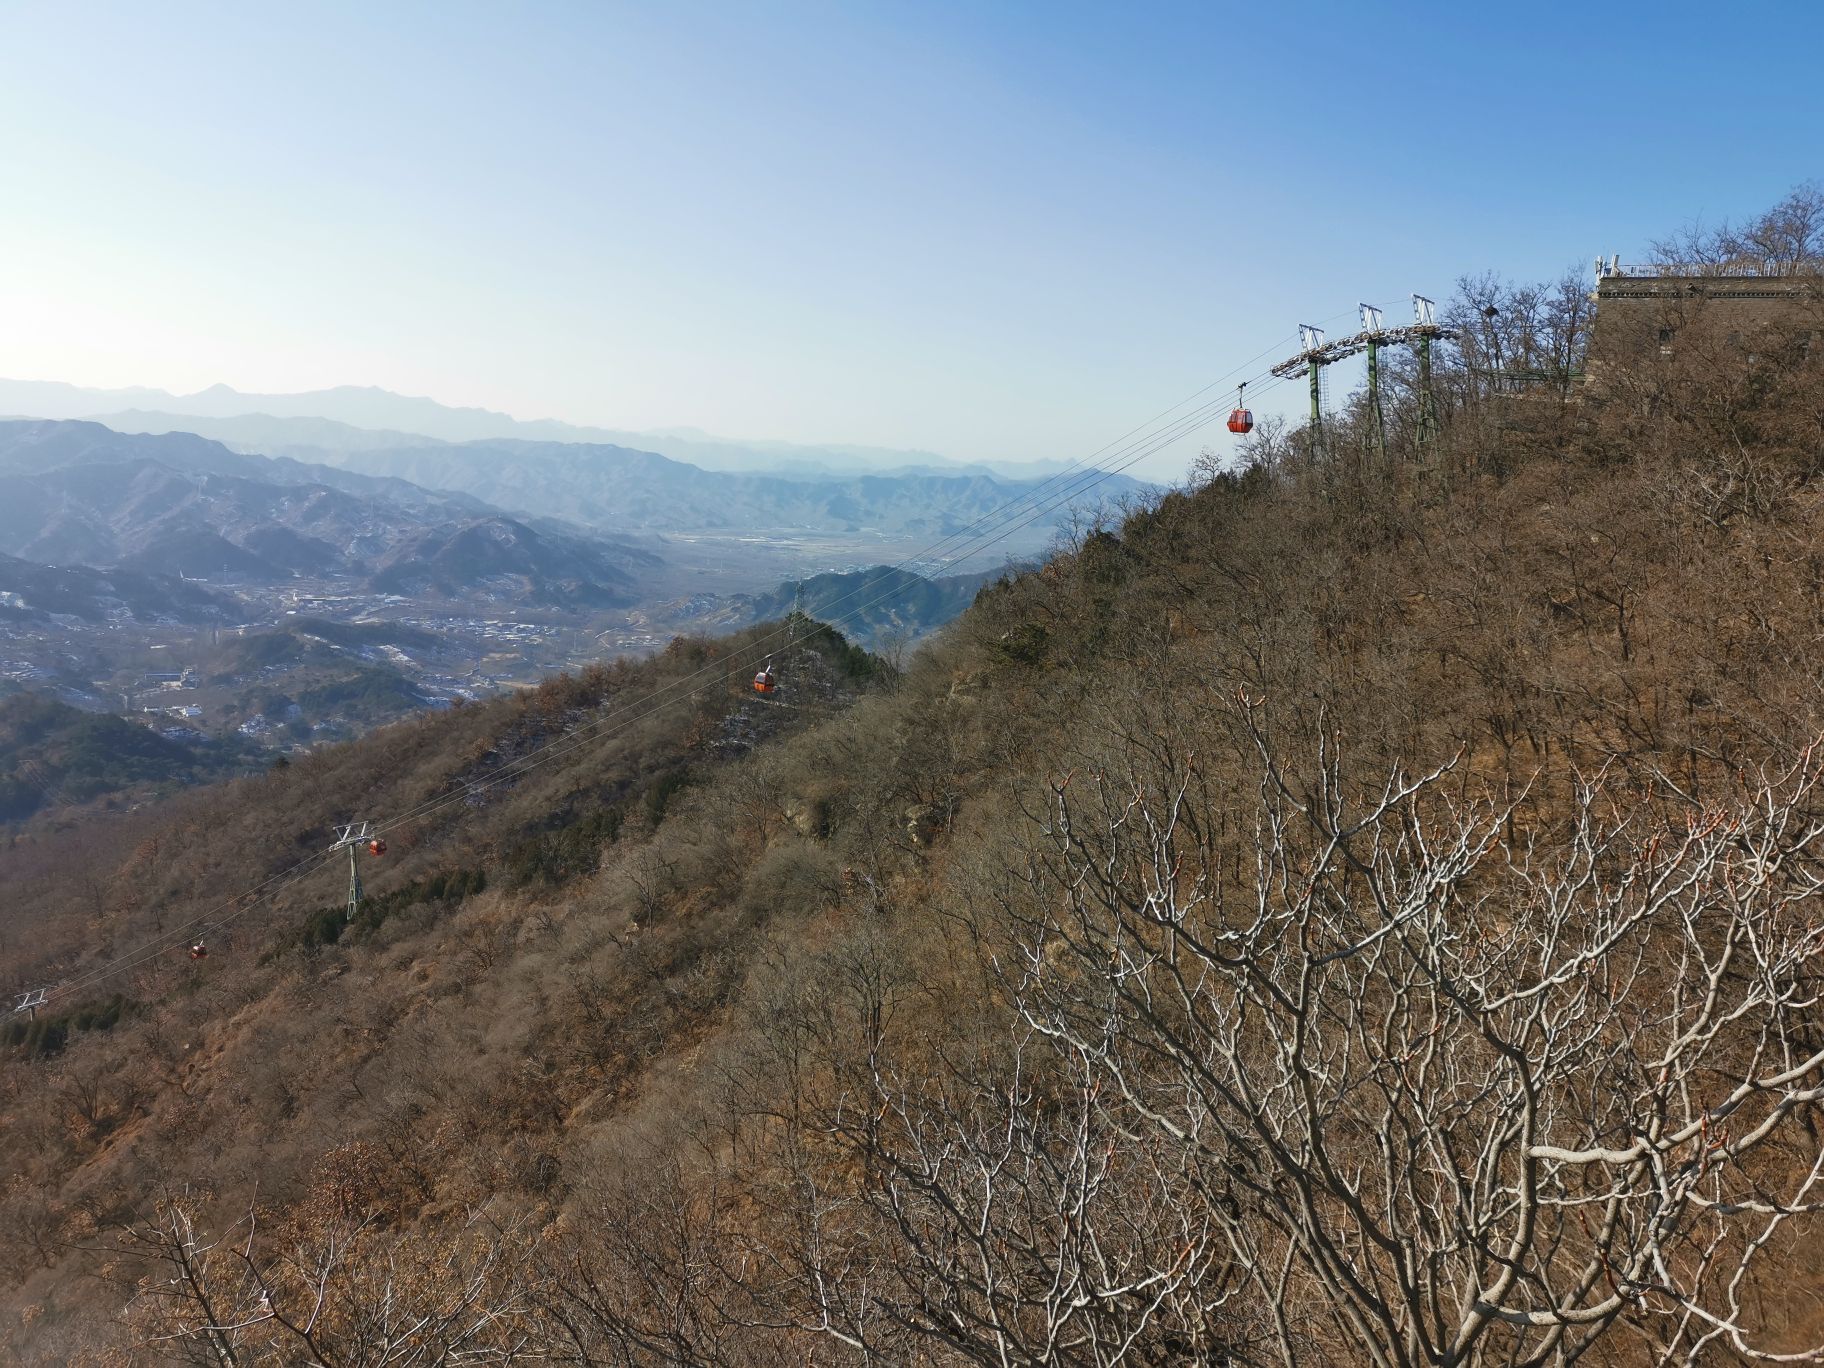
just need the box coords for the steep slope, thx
[3,343,1824,1362]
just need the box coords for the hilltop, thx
[680,560,1030,649]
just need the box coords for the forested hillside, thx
[3,230,1824,1363]
[0,695,256,822]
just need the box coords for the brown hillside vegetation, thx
[4,226,1824,1361]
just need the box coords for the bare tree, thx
[1191,415,1294,488]
[824,1031,1259,1365]
[119,1191,533,1365]
[1443,270,1594,404]
[532,1162,780,1367]
[836,699,1824,1365]
[1653,182,1824,276]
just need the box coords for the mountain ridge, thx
[2,376,1081,479]
[0,420,659,606]
[294,437,1149,541]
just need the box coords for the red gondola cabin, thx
[1228,382,1253,435]
[753,659,778,694]
[367,838,387,857]
[189,943,208,960]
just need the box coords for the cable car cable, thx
[35,364,1297,1007]
[313,356,1311,843]
[36,362,1310,1004]
[24,326,1348,1007]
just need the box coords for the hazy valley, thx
[0,410,1089,818]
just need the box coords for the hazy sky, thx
[1,1,1819,478]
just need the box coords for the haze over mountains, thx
[298,439,1101,538]
[0,410,1080,749]
[0,420,657,608]
[0,377,1080,479]
[0,377,1150,544]
[0,386,1144,749]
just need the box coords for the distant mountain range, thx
[287,438,1138,540]
[0,377,1097,480]
[1,378,595,444]
[93,409,454,457]
[0,421,658,608]
[0,381,1154,573]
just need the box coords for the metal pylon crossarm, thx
[1271,296,1464,451]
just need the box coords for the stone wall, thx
[1585,272,1821,391]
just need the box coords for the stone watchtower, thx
[1584,255,1820,393]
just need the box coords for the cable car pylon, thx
[1360,304,1387,464]
[330,822,386,921]
[1272,325,1332,436]
[1410,295,1451,458]
[1271,296,1460,463]
[754,581,806,697]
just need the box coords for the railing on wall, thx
[1601,259,1818,280]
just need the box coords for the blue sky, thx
[0,0,1818,478]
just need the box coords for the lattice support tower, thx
[1272,325,1332,434]
[1410,295,1451,456]
[330,821,376,922]
[1271,296,1460,461]
[1361,303,1387,463]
